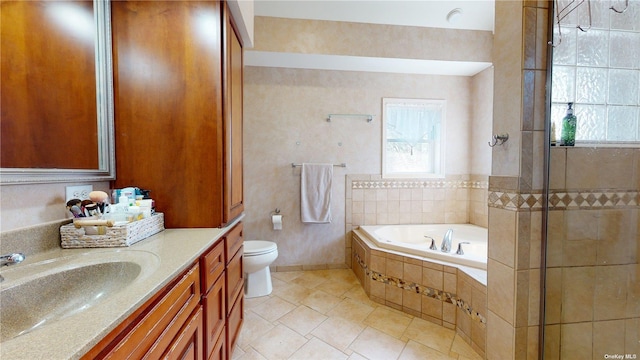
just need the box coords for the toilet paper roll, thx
[272,214,282,230]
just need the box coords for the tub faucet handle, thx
[456,242,470,255]
[425,236,437,250]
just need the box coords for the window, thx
[382,98,446,178]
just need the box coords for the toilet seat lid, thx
[244,240,277,256]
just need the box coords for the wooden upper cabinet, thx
[222,2,244,225]
[112,1,242,228]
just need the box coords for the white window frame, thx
[382,98,446,179]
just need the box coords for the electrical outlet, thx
[66,185,93,201]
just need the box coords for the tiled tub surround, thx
[351,229,488,358]
[345,174,489,267]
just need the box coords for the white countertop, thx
[0,220,240,360]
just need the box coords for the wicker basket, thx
[60,213,165,248]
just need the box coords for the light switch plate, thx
[66,185,93,201]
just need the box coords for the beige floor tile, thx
[344,286,380,307]
[251,324,308,359]
[451,333,483,360]
[278,305,328,336]
[233,346,267,360]
[346,352,368,360]
[315,279,358,297]
[244,294,271,310]
[251,295,296,322]
[272,282,315,305]
[269,276,290,293]
[363,306,412,338]
[271,270,304,282]
[290,271,330,289]
[240,269,484,360]
[398,340,456,360]
[349,327,406,360]
[237,311,275,350]
[402,316,456,355]
[311,316,365,352]
[301,289,343,314]
[327,297,376,323]
[288,338,348,360]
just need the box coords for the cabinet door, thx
[225,249,243,316]
[208,327,226,360]
[226,292,244,357]
[203,272,225,359]
[222,2,244,225]
[163,307,204,360]
[111,0,224,228]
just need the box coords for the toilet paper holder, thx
[270,208,283,230]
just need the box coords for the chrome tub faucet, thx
[441,229,453,253]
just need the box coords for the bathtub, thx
[358,224,488,270]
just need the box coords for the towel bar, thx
[291,163,346,168]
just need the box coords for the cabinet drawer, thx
[224,222,243,264]
[106,263,201,360]
[162,306,204,360]
[225,249,243,314]
[226,292,243,357]
[202,239,225,294]
[203,273,225,359]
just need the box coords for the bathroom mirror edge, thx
[0,0,115,185]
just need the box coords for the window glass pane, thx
[383,98,445,178]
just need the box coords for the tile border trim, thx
[488,190,639,211]
[352,179,489,190]
[353,251,487,325]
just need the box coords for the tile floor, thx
[232,269,483,360]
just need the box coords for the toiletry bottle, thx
[560,102,576,146]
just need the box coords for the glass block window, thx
[550,0,640,144]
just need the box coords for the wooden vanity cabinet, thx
[201,239,226,360]
[111,0,244,229]
[222,1,245,225]
[201,221,244,360]
[84,222,244,360]
[223,222,244,355]
[84,263,202,359]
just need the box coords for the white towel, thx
[300,163,333,224]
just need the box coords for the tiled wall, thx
[344,174,489,267]
[487,2,549,359]
[351,231,488,358]
[544,147,640,359]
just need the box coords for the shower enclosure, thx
[542,0,640,358]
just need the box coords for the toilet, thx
[243,240,278,298]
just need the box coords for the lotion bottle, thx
[560,102,577,146]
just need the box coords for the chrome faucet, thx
[0,253,25,282]
[441,229,453,252]
[1,253,25,266]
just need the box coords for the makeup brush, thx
[89,191,110,214]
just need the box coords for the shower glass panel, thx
[543,1,640,358]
